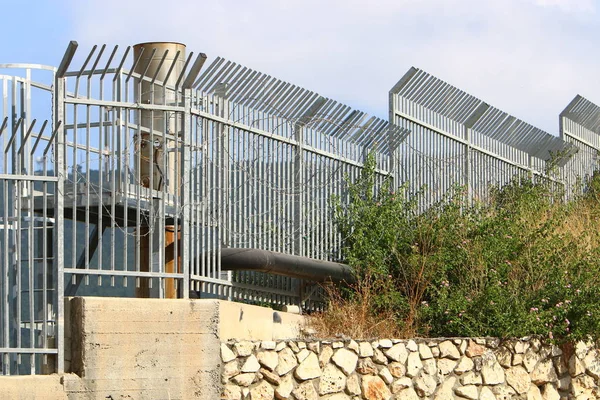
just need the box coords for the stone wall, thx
[221,337,600,399]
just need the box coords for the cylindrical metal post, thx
[133,42,185,298]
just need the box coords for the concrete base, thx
[0,297,306,400]
[0,375,68,400]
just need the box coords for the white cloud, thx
[65,0,600,134]
[533,0,596,13]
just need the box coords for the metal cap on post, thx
[133,42,186,299]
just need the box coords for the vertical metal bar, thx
[54,75,66,373]
[181,88,192,298]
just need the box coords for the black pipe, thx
[220,248,355,283]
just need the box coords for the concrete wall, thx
[67,297,222,399]
[0,297,306,400]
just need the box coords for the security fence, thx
[1,42,600,375]
[389,67,578,210]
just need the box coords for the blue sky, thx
[2,0,599,135]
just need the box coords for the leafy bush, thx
[315,153,600,342]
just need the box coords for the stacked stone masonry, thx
[221,337,600,400]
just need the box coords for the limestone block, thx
[373,348,388,365]
[308,341,320,353]
[361,375,392,400]
[455,384,479,400]
[527,384,543,400]
[332,348,359,375]
[513,353,524,366]
[531,359,558,385]
[257,369,278,387]
[241,354,261,373]
[222,343,237,363]
[406,340,418,352]
[275,373,294,399]
[359,342,374,358]
[583,349,600,379]
[479,386,496,400]
[414,373,437,397]
[257,350,279,371]
[406,351,423,377]
[232,372,256,386]
[439,340,460,359]
[379,367,393,384]
[388,361,406,378]
[319,364,347,395]
[481,351,505,385]
[541,383,560,400]
[496,347,513,368]
[357,357,378,375]
[569,354,586,377]
[395,388,419,400]
[466,340,486,357]
[288,341,300,353]
[222,384,242,400]
[423,358,437,376]
[250,380,274,400]
[223,360,240,382]
[275,341,287,351]
[276,347,298,376]
[292,381,319,400]
[294,352,322,381]
[455,356,475,374]
[505,366,530,394]
[346,374,361,396]
[235,341,255,357]
[261,340,276,350]
[491,384,517,400]
[438,358,458,375]
[461,371,483,385]
[419,343,434,359]
[320,346,334,367]
[514,340,530,354]
[296,349,311,363]
[384,343,408,364]
[391,377,413,394]
[433,376,457,400]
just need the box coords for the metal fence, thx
[0,42,407,374]
[0,64,59,375]
[390,67,577,209]
[560,95,600,197]
[2,42,600,375]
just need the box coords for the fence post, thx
[53,41,77,373]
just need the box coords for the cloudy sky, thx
[2,0,598,134]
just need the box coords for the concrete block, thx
[0,375,67,400]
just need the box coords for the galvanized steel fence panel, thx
[390,68,569,208]
[0,64,60,375]
[560,95,600,197]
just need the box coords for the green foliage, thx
[333,153,600,342]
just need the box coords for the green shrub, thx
[329,153,600,342]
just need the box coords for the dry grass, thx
[305,278,409,340]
